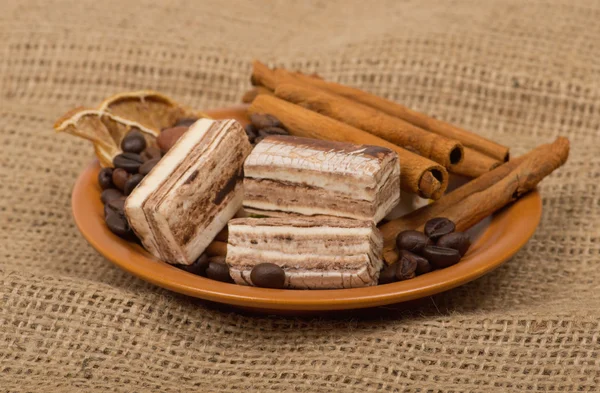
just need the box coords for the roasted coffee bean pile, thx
[177,258,286,288]
[98,119,197,239]
[379,217,471,285]
[176,255,234,283]
[244,113,289,145]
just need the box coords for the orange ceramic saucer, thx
[71,105,542,312]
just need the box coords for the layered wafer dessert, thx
[226,217,383,289]
[243,136,400,223]
[125,118,252,264]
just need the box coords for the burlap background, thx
[1,0,599,391]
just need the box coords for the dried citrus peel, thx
[55,109,159,167]
[99,90,208,135]
[54,91,210,167]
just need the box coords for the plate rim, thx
[71,106,542,311]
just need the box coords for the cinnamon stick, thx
[450,147,502,178]
[251,61,286,90]
[242,86,274,103]
[275,66,510,162]
[274,83,464,168]
[249,94,449,199]
[380,137,569,263]
[421,137,568,232]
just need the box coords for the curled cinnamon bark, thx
[274,83,464,168]
[252,61,504,176]
[450,147,502,178]
[426,137,568,231]
[285,68,510,162]
[251,61,283,90]
[380,137,569,264]
[242,86,274,103]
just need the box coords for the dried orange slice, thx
[54,91,210,167]
[98,90,209,135]
[54,108,158,167]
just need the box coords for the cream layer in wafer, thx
[125,119,252,264]
[243,136,400,223]
[226,217,383,289]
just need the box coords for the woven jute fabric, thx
[1,0,599,391]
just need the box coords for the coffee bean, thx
[157,126,188,152]
[424,217,456,241]
[103,204,111,219]
[177,254,209,276]
[205,257,234,283]
[139,158,160,176]
[100,188,124,204]
[399,250,431,275]
[250,263,285,289]
[422,245,461,269]
[244,124,257,143]
[105,209,132,238]
[250,113,284,129]
[378,264,397,285]
[106,197,126,215]
[112,168,130,191]
[416,260,433,275]
[124,174,144,196]
[396,251,418,280]
[436,232,471,257]
[396,230,433,254]
[175,118,198,127]
[97,167,114,190]
[121,129,147,154]
[141,146,162,162]
[104,197,126,220]
[113,152,144,173]
[258,126,288,137]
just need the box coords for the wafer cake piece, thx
[243,136,400,223]
[125,119,252,264]
[226,217,384,289]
